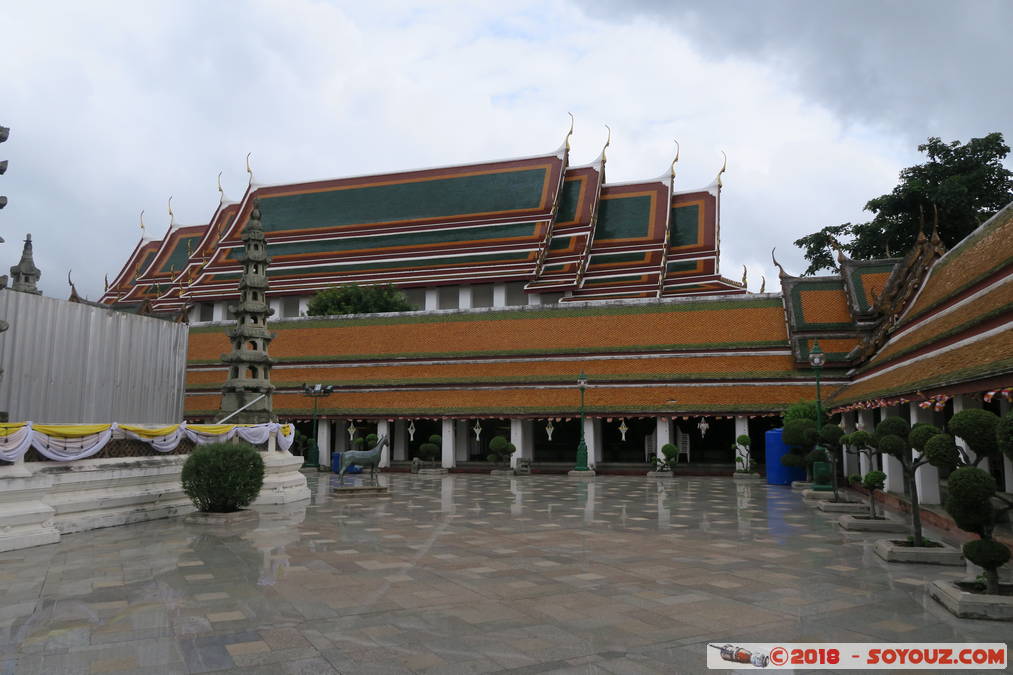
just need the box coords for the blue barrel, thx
[765,428,806,485]
[330,453,362,473]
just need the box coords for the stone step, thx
[332,486,390,498]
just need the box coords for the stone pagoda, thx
[9,234,41,294]
[219,199,276,423]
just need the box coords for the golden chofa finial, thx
[740,264,747,287]
[245,152,253,185]
[167,196,176,227]
[670,140,681,180]
[715,150,727,188]
[759,275,766,293]
[217,171,224,200]
[565,112,574,151]
[771,247,788,277]
[601,124,611,162]
[138,210,146,238]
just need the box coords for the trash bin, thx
[331,453,362,474]
[765,428,806,486]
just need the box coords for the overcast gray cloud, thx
[584,0,1013,142]
[1,1,1008,300]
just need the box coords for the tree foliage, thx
[794,133,1013,275]
[307,283,414,316]
[783,400,819,423]
[181,442,265,513]
[948,409,999,464]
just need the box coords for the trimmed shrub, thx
[945,467,997,535]
[661,443,678,462]
[365,433,379,449]
[875,416,910,441]
[487,435,515,464]
[909,423,940,452]
[736,434,751,447]
[782,418,818,448]
[964,539,1011,570]
[862,470,886,491]
[181,442,265,513]
[877,434,907,458]
[783,400,819,423]
[847,473,862,485]
[948,409,999,462]
[924,433,960,469]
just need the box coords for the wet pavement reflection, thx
[1,473,1009,673]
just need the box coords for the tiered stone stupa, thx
[219,199,276,423]
[10,234,41,294]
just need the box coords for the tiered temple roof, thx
[828,203,1013,408]
[101,137,745,309]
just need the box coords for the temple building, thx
[100,135,1013,481]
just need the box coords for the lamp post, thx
[573,372,590,472]
[302,383,335,469]
[808,342,826,428]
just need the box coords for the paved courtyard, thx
[1,473,1009,674]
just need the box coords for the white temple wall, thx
[0,291,188,423]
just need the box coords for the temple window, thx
[471,284,493,308]
[438,286,459,310]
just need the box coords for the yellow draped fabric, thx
[0,423,28,437]
[185,424,236,436]
[33,424,113,437]
[280,424,293,437]
[118,424,182,438]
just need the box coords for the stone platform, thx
[332,485,390,498]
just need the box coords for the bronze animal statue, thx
[338,434,389,484]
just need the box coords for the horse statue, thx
[338,434,389,484]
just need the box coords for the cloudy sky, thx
[3,0,1010,299]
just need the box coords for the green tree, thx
[794,133,1013,275]
[307,283,414,316]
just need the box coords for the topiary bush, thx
[924,433,960,470]
[417,434,442,466]
[733,434,756,473]
[652,443,679,473]
[783,400,819,423]
[487,435,515,465]
[181,442,265,513]
[945,466,1010,594]
[948,409,999,464]
[862,470,886,518]
[997,411,1013,461]
[781,418,818,477]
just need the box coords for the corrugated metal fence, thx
[0,291,188,422]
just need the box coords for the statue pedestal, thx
[332,485,389,498]
[567,469,596,478]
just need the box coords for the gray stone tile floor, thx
[1,473,1010,674]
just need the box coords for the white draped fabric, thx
[30,426,115,462]
[0,422,290,463]
[0,423,34,462]
[119,424,186,452]
[276,424,295,452]
[235,424,273,445]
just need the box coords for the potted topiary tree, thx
[836,418,906,533]
[871,418,964,564]
[416,434,446,475]
[182,441,265,525]
[925,410,1013,619]
[648,443,679,477]
[781,418,817,488]
[487,435,516,475]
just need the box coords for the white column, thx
[521,420,535,464]
[393,420,407,461]
[459,286,473,309]
[841,412,859,476]
[733,416,748,467]
[953,395,988,471]
[493,283,508,307]
[424,288,439,311]
[584,417,598,467]
[1001,399,1012,492]
[334,420,348,456]
[858,410,876,473]
[592,419,603,465]
[455,421,469,462]
[268,298,283,318]
[657,417,673,461]
[441,418,456,469]
[212,301,226,322]
[510,418,525,469]
[297,297,309,317]
[316,420,331,470]
[377,420,391,468]
[909,403,941,504]
[528,293,542,305]
[882,405,906,492]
